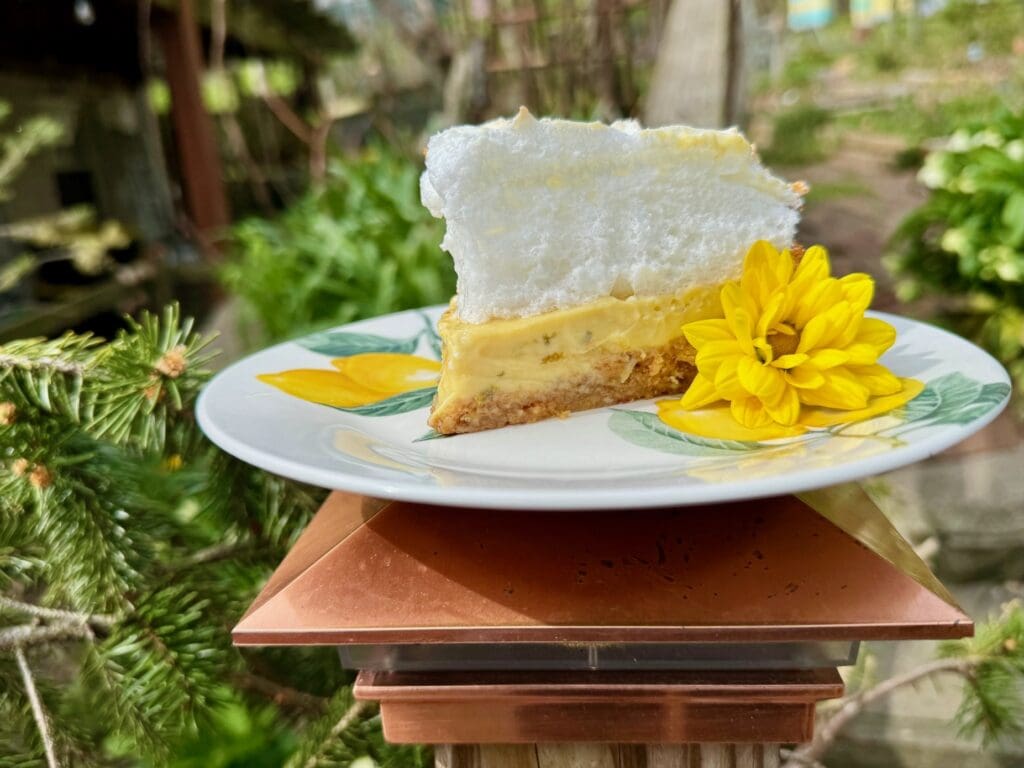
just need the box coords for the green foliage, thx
[0,101,63,200]
[761,104,833,167]
[940,601,1024,744]
[834,92,1017,145]
[167,698,297,768]
[284,689,430,768]
[889,108,1024,395]
[0,305,402,767]
[777,37,837,91]
[224,148,455,346]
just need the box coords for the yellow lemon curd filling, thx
[433,284,725,411]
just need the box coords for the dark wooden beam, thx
[157,0,230,241]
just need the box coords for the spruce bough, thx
[0,304,427,767]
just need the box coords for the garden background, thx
[1,1,1024,766]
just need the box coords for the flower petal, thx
[855,317,897,354]
[731,396,776,429]
[763,384,801,426]
[721,284,757,356]
[713,356,748,400]
[843,343,881,367]
[755,291,787,339]
[695,340,743,377]
[838,273,874,315]
[807,348,851,370]
[791,245,831,291]
[798,301,853,353]
[682,318,733,348]
[741,240,793,310]
[797,368,871,410]
[798,379,925,427]
[770,352,809,369]
[737,356,786,402]
[784,365,825,389]
[847,363,902,396]
[679,373,722,410]
[657,401,807,441]
[791,277,845,330]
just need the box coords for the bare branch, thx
[15,646,60,768]
[784,657,978,767]
[0,595,115,628]
[297,700,371,768]
[259,92,313,145]
[0,622,94,652]
[326,699,370,744]
[232,672,327,715]
[0,353,85,376]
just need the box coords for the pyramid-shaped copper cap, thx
[234,490,971,645]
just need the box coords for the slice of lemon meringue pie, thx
[421,108,803,434]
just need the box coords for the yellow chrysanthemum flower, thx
[677,240,915,432]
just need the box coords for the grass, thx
[804,179,875,206]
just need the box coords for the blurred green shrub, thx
[778,42,836,91]
[224,147,455,345]
[761,104,833,167]
[889,109,1024,394]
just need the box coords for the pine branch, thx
[0,334,103,421]
[169,540,256,571]
[312,700,370,768]
[284,688,373,768]
[232,672,328,715]
[82,585,232,758]
[14,647,60,768]
[0,595,115,628]
[88,304,216,451]
[0,622,95,652]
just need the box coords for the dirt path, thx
[777,134,928,313]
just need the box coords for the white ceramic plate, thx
[197,306,1011,510]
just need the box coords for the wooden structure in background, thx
[446,0,672,119]
[646,0,745,128]
[0,0,353,339]
[156,0,230,236]
[234,491,972,767]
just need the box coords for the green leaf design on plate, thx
[899,386,941,423]
[298,330,419,357]
[912,373,1010,426]
[933,381,1011,425]
[418,311,443,360]
[929,372,983,414]
[414,428,447,442]
[337,387,436,416]
[608,410,764,456]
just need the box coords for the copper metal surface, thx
[354,669,843,744]
[233,492,971,645]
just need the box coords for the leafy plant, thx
[224,147,455,346]
[0,101,63,200]
[889,108,1024,396]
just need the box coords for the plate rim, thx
[196,307,1012,510]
